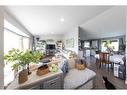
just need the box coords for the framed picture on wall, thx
[66,38,74,48]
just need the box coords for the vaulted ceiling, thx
[5,6,113,35]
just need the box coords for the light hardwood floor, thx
[85,56,127,89]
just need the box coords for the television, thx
[46,44,55,49]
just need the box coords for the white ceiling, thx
[5,6,113,35]
[80,6,127,40]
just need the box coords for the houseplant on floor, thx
[4,48,42,84]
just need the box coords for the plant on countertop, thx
[4,48,23,70]
[4,48,42,84]
[4,48,42,71]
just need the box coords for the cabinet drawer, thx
[43,76,61,89]
[29,85,41,89]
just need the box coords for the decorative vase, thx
[18,69,28,84]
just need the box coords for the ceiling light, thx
[60,18,65,22]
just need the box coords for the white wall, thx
[80,7,126,40]
[38,29,79,54]
[62,27,79,54]
[79,27,87,40]
[39,34,63,41]
[0,7,4,89]
[37,34,63,45]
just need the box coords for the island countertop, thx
[6,69,63,89]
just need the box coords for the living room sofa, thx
[62,58,96,89]
[57,50,96,89]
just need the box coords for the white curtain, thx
[23,37,30,51]
[4,29,20,54]
[4,30,30,86]
[4,29,19,86]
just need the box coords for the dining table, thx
[95,54,125,65]
[109,54,125,65]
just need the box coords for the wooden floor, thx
[85,56,127,89]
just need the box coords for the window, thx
[110,40,119,51]
[101,39,119,52]
[4,20,30,87]
[4,29,20,86]
[84,41,90,48]
[4,29,20,54]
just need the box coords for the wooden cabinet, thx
[43,76,62,89]
[29,84,42,89]
[29,76,62,89]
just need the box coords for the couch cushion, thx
[64,68,96,89]
[58,60,68,77]
[67,59,76,69]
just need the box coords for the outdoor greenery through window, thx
[4,20,30,86]
[101,39,119,52]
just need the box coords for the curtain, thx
[4,29,19,86]
[23,37,30,51]
[4,30,30,86]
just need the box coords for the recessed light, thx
[60,18,65,22]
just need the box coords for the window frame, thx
[101,39,119,52]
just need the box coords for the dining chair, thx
[99,52,112,71]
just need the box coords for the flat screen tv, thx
[46,44,55,49]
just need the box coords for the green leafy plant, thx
[4,48,42,70]
[31,50,43,63]
[4,48,23,70]
[103,40,112,48]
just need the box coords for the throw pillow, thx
[68,58,76,69]
[58,60,68,77]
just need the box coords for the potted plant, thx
[4,48,23,71]
[4,48,42,84]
